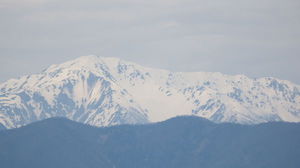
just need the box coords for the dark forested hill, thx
[0,116,300,168]
[0,123,5,131]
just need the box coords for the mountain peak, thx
[44,55,121,73]
[0,55,299,129]
[75,55,121,64]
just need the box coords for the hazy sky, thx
[0,0,299,84]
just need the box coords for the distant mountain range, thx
[0,55,299,129]
[0,116,299,168]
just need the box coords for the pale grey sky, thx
[0,0,300,84]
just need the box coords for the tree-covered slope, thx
[0,116,299,168]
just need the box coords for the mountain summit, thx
[0,55,299,128]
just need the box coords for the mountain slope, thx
[0,55,300,128]
[0,116,300,168]
[0,123,5,130]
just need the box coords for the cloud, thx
[0,0,47,8]
[23,10,137,23]
[0,0,300,84]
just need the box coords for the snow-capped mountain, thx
[0,55,300,129]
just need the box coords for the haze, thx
[0,0,299,84]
